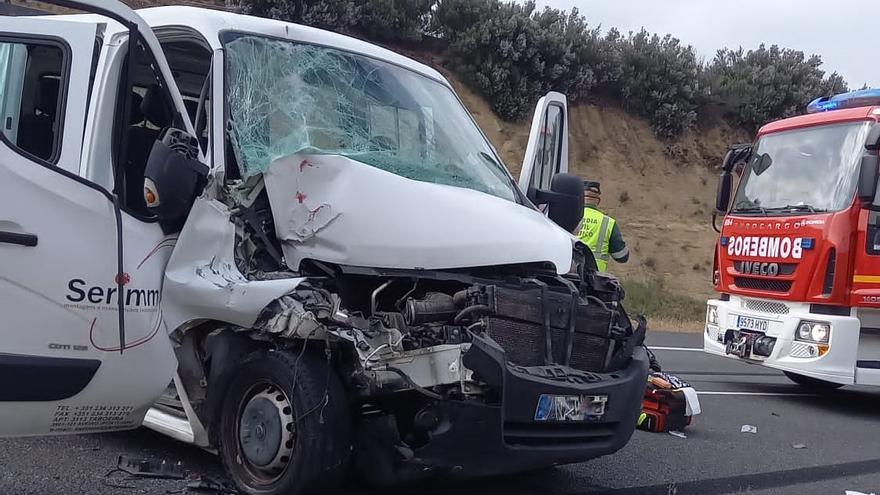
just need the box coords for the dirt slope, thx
[446,72,749,301]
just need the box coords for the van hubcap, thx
[237,383,295,481]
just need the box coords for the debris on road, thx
[668,430,687,439]
[638,371,701,433]
[185,475,236,493]
[741,425,757,434]
[116,455,186,479]
[102,470,137,490]
[103,455,233,494]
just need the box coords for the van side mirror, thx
[144,128,208,234]
[534,173,584,233]
[716,172,733,213]
[860,154,879,205]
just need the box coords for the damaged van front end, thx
[207,148,651,481]
[157,22,649,491]
[0,2,646,493]
[248,262,650,483]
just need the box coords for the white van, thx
[0,2,649,493]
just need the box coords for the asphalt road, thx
[2,331,880,495]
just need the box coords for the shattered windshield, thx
[732,122,872,214]
[223,34,518,202]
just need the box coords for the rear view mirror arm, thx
[712,212,722,233]
[722,143,753,173]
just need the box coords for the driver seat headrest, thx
[140,85,171,128]
[35,76,60,117]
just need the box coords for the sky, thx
[535,0,879,89]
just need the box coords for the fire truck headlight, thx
[706,305,719,326]
[811,323,830,342]
[796,321,830,344]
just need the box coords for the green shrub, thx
[230,0,432,43]
[357,0,434,43]
[436,1,612,120]
[231,0,359,31]
[430,0,496,40]
[708,44,849,131]
[611,30,703,138]
[233,0,851,138]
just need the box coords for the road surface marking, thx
[649,346,703,352]
[696,391,819,397]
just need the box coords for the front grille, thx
[742,298,789,315]
[486,317,544,367]
[486,317,611,371]
[734,277,792,293]
[504,421,616,448]
[734,261,797,276]
[571,333,611,371]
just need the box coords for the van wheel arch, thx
[199,327,268,445]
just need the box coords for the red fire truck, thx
[705,89,880,389]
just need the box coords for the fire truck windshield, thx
[732,121,873,215]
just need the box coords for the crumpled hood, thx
[263,154,573,273]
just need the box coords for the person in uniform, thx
[576,181,629,271]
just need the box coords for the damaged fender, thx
[162,197,305,332]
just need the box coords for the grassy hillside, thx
[442,63,748,327]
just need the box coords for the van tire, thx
[783,371,844,390]
[217,349,351,495]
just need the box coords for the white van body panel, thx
[265,153,574,273]
[161,197,305,332]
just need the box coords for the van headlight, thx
[796,321,830,343]
[706,305,719,326]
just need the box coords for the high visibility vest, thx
[577,207,615,271]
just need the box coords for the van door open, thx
[518,91,570,198]
[0,1,196,437]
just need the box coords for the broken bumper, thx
[406,335,649,477]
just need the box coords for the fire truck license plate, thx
[737,315,769,332]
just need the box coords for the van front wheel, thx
[218,349,351,495]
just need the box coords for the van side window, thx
[0,41,64,162]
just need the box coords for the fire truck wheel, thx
[783,371,844,390]
[218,349,352,495]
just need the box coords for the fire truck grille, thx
[733,277,792,293]
[734,262,797,276]
[742,298,790,315]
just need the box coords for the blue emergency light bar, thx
[807,88,880,114]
